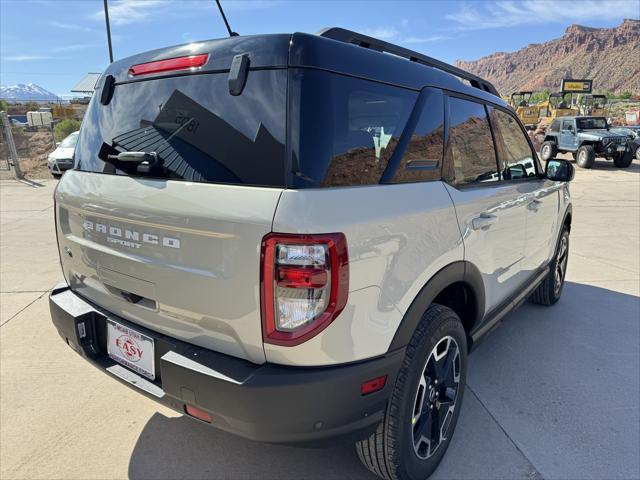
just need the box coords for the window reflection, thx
[447,97,498,185]
[490,108,536,180]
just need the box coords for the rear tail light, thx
[261,233,349,346]
[128,54,209,77]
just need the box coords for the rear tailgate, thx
[56,174,281,364]
[55,37,290,364]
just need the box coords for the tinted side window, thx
[289,69,417,188]
[562,120,574,131]
[490,108,537,180]
[548,120,560,133]
[446,97,498,185]
[391,89,444,184]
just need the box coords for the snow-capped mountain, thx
[0,83,58,102]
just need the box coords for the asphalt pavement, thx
[1,160,639,480]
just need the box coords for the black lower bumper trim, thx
[49,284,404,445]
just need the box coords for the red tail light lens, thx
[261,233,349,346]
[128,54,209,77]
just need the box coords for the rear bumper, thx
[49,284,404,445]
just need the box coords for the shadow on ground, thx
[128,282,639,480]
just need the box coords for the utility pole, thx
[103,0,114,63]
[0,111,24,179]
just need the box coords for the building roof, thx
[71,73,102,94]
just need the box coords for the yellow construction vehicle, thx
[509,91,540,129]
[578,94,609,117]
[538,92,579,124]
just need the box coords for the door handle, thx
[472,213,497,231]
[527,199,542,212]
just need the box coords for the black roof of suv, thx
[82,28,506,189]
[100,28,503,105]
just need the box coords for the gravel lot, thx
[1,160,639,480]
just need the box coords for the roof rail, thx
[317,27,499,97]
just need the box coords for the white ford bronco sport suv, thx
[49,28,575,480]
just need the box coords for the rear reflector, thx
[185,405,212,423]
[361,376,387,395]
[129,54,209,77]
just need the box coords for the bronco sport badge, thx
[82,219,180,249]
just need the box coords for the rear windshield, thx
[288,69,418,187]
[76,70,286,186]
[60,132,79,148]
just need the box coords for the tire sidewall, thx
[614,150,633,168]
[394,310,468,480]
[541,142,555,161]
[576,146,594,169]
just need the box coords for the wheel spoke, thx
[412,374,428,424]
[414,406,433,443]
[557,261,564,278]
[429,407,442,453]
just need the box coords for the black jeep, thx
[540,116,633,169]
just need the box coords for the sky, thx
[1,0,638,97]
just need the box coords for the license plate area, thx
[617,145,627,152]
[107,319,155,380]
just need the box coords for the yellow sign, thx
[561,79,593,93]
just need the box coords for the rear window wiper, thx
[107,151,164,173]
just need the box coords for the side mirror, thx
[545,159,575,182]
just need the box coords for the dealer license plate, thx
[107,319,155,380]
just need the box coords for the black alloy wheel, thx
[411,335,461,460]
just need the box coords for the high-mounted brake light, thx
[128,54,209,77]
[261,233,349,346]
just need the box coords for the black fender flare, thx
[387,261,485,351]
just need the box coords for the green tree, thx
[0,99,8,112]
[54,118,81,141]
[620,91,633,100]
[529,89,550,104]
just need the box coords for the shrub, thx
[54,118,81,141]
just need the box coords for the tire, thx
[540,141,557,161]
[575,145,595,169]
[356,305,467,480]
[635,145,640,161]
[52,173,62,179]
[613,150,633,168]
[529,226,569,306]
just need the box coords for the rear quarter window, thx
[288,69,417,188]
